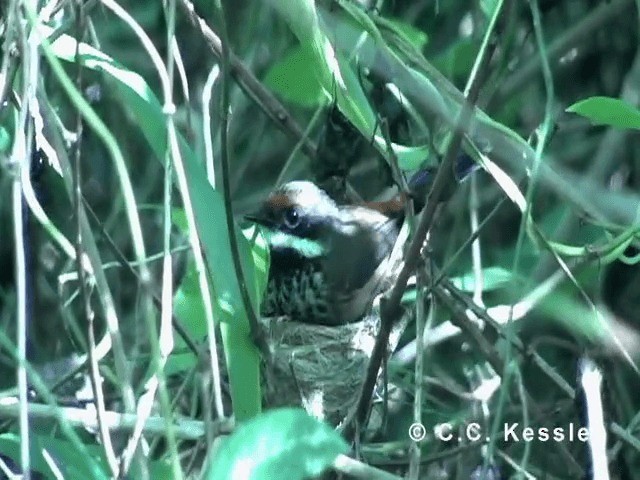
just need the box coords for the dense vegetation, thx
[1,0,640,479]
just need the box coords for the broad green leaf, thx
[168,225,268,377]
[206,408,348,480]
[269,0,377,139]
[264,46,325,108]
[390,143,432,170]
[566,96,640,130]
[334,51,376,135]
[269,0,341,98]
[47,30,264,421]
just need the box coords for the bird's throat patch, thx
[263,229,325,258]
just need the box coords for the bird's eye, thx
[283,208,301,229]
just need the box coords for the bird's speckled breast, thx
[261,247,335,325]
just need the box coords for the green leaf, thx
[243,224,270,300]
[433,39,479,81]
[380,18,428,50]
[269,2,434,173]
[0,126,10,153]
[47,29,264,421]
[269,0,338,100]
[480,0,500,19]
[450,266,514,292]
[167,258,208,376]
[566,96,640,130]
[172,207,188,233]
[206,408,348,480]
[0,433,108,480]
[394,143,432,170]
[264,46,325,108]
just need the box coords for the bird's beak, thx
[244,210,272,228]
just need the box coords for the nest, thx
[261,308,407,426]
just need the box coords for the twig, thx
[70,4,119,476]
[13,3,33,476]
[442,276,577,399]
[0,399,232,440]
[433,286,502,372]
[348,4,499,438]
[333,454,403,480]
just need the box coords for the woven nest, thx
[261,308,407,426]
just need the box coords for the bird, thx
[245,181,404,326]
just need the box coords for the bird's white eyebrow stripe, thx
[263,229,325,258]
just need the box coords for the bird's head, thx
[245,181,342,258]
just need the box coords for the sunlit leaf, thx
[567,96,640,130]
[264,46,325,108]
[480,0,500,19]
[0,126,10,153]
[451,266,514,292]
[206,408,348,480]
[380,18,428,50]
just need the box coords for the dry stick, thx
[433,287,502,372]
[178,0,318,161]
[349,41,496,438]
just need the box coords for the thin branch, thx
[70,4,118,476]
[0,399,232,441]
[14,3,33,476]
[348,2,502,438]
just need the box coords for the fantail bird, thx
[246,154,478,326]
[246,181,404,326]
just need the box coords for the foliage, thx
[0,0,639,479]
[567,96,640,130]
[206,408,348,480]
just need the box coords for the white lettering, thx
[435,424,453,442]
[466,423,482,442]
[503,423,519,441]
